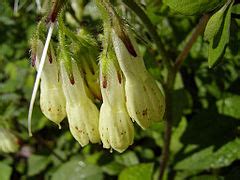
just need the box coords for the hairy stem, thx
[174,14,210,71]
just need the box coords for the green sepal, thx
[58,11,74,84]
[29,18,47,66]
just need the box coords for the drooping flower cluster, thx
[28,1,165,152]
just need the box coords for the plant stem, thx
[174,14,210,71]
[120,1,210,179]
[159,14,210,180]
[122,0,173,71]
[159,89,173,180]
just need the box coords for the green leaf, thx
[102,161,125,175]
[163,0,224,15]
[175,138,240,170]
[217,95,240,119]
[51,160,103,180]
[170,118,188,155]
[27,154,51,176]
[115,151,139,166]
[207,1,234,67]
[0,162,12,180]
[179,111,240,148]
[172,89,191,125]
[119,163,154,180]
[204,3,228,42]
[232,4,240,14]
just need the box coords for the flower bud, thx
[36,41,66,126]
[99,51,134,152]
[60,60,100,146]
[0,128,19,153]
[80,54,101,100]
[73,29,102,100]
[111,29,165,129]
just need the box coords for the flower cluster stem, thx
[121,1,210,179]
[160,14,210,180]
[174,14,210,71]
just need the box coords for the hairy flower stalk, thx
[35,40,66,127]
[60,59,100,146]
[112,28,165,129]
[99,49,134,152]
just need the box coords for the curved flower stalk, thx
[60,59,100,146]
[0,128,19,153]
[112,29,165,129]
[35,40,66,127]
[99,50,134,153]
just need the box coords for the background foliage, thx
[1,0,240,179]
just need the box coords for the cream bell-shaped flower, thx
[99,51,134,153]
[111,29,165,129]
[60,60,100,146]
[0,128,19,153]
[35,41,66,126]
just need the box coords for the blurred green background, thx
[1,0,240,179]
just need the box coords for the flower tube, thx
[99,50,134,152]
[60,59,100,146]
[112,29,165,129]
[35,40,66,127]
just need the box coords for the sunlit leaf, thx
[207,1,234,67]
[51,160,103,180]
[0,162,12,180]
[28,154,51,176]
[163,0,224,15]
[175,138,240,170]
[119,163,154,180]
[217,95,240,119]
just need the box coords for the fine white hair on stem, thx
[28,23,55,136]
